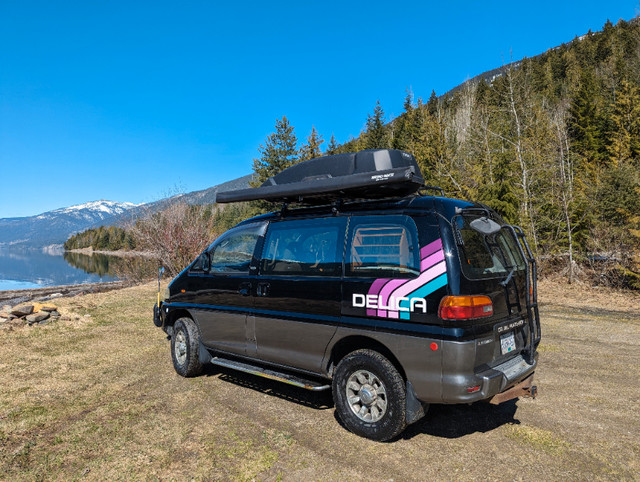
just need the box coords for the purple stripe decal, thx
[366,279,392,316]
[369,278,390,297]
[376,279,406,318]
[420,239,443,259]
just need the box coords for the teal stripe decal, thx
[399,273,449,320]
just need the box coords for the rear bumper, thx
[438,352,538,404]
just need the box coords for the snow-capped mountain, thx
[0,200,138,249]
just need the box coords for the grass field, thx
[1,281,639,480]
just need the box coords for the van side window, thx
[346,216,419,278]
[209,223,265,274]
[260,218,345,276]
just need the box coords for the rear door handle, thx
[257,282,270,297]
[239,282,251,296]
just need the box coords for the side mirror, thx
[469,217,501,235]
[201,252,211,272]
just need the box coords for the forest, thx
[67,18,640,287]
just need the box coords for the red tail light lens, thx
[438,295,494,320]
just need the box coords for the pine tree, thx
[427,90,438,115]
[392,90,414,151]
[607,79,640,165]
[299,126,324,161]
[568,71,606,167]
[250,116,298,187]
[326,134,339,155]
[363,100,390,149]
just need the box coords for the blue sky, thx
[0,1,637,218]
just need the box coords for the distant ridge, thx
[0,201,137,249]
[0,175,253,249]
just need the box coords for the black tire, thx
[171,317,203,377]
[332,349,406,441]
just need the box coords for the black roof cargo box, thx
[216,149,425,204]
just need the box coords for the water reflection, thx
[63,252,118,277]
[0,247,159,290]
[63,251,157,281]
[0,248,118,289]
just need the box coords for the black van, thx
[154,149,540,441]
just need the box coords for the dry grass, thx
[1,282,639,480]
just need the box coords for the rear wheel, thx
[171,317,203,377]
[332,349,406,441]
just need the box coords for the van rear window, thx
[346,216,419,278]
[454,215,526,280]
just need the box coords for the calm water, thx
[0,248,121,291]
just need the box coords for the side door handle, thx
[257,282,270,297]
[238,282,251,296]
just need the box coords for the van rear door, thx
[449,211,538,363]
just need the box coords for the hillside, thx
[335,17,640,287]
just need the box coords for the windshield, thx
[454,215,526,280]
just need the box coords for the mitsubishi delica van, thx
[153,149,540,441]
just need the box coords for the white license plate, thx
[500,332,516,355]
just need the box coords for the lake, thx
[0,248,123,291]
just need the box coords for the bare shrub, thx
[129,202,217,277]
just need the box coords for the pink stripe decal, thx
[420,239,443,259]
[386,261,447,317]
[421,249,445,272]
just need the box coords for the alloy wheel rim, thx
[345,369,387,422]
[174,330,187,365]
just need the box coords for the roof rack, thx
[216,149,425,205]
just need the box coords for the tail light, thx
[439,295,494,320]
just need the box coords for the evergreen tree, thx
[392,90,415,151]
[568,71,606,167]
[250,116,298,187]
[607,79,640,165]
[363,100,390,149]
[427,90,438,115]
[326,134,339,155]
[299,126,324,161]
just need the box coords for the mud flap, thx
[198,342,212,364]
[406,380,426,424]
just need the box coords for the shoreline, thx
[66,247,157,258]
[0,280,133,305]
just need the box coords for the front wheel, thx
[171,317,203,377]
[332,349,406,441]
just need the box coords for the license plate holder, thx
[500,332,516,355]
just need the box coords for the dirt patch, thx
[0,282,638,479]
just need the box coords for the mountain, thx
[0,175,254,249]
[91,174,253,229]
[0,201,137,249]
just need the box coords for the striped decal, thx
[365,238,448,320]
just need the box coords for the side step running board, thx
[210,356,331,391]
